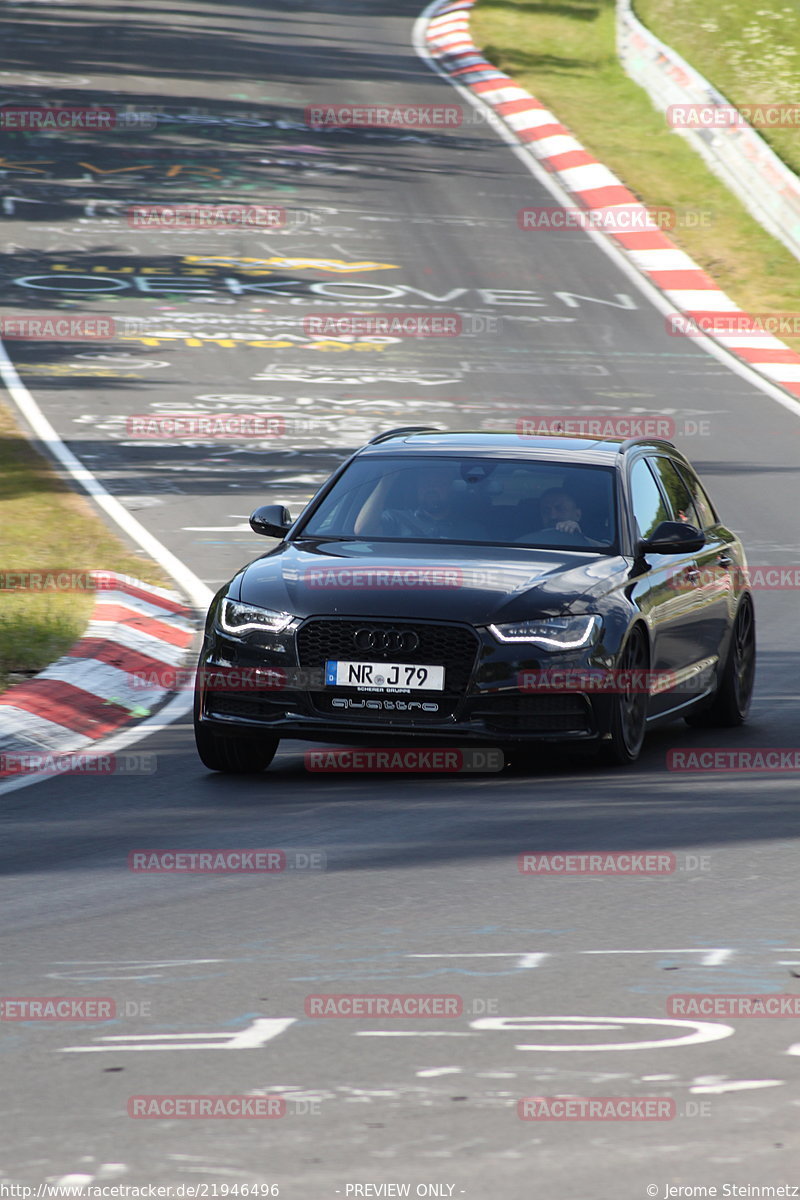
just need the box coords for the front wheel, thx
[600,625,649,765]
[194,720,279,774]
[685,595,755,728]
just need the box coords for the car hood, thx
[233,539,628,624]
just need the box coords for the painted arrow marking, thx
[407,953,550,969]
[689,1077,783,1094]
[60,1017,295,1053]
[470,1015,735,1051]
[357,1032,475,1038]
[46,958,227,981]
[582,949,735,967]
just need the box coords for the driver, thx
[381,466,478,539]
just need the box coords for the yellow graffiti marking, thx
[310,341,388,352]
[182,255,399,273]
[78,163,154,175]
[0,158,53,173]
[0,161,225,178]
[121,334,388,351]
[165,165,222,178]
[14,364,138,376]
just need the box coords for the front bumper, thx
[195,615,618,746]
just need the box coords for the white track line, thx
[0,349,211,795]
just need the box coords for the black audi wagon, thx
[194,428,755,772]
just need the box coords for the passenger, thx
[517,487,603,546]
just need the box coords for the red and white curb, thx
[0,572,194,773]
[421,0,800,401]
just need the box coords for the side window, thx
[675,464,717,529]
[629,458,669,540]
[649,457,700,526]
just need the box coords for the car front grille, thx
[297,618,479,691]
[297,617,480,721]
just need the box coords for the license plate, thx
[325,660,445,691]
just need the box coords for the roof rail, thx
[368,426,441,445]
[616,435,673,453]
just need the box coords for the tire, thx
[685,595,755,728]
[599,624,649,765]
[194,720,279,774]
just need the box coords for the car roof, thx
[358,430,683,467]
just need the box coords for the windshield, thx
[300,455,618,552]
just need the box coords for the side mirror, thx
[249,504,293,539]
[638,520,705,555]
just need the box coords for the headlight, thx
[489,614,601,649]
[218,597,295,635]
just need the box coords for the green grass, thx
[635,0,800,177]
[0,397,169,694]
[470,0,800,351]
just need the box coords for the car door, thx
[626,455,705,716]
[647,454,731,710]
[671,456,740,662]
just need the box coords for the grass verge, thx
[0,395,169,695]
[469,0,800,352]
[635,0,800,177]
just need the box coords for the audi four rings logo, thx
[353,628,420,653]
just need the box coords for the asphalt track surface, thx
[0,0,799,1195]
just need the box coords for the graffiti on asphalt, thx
[8,265,631,316]
[248,365,463,385]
